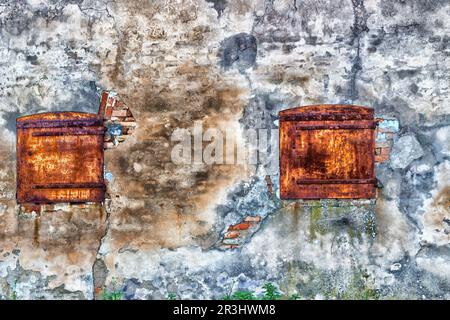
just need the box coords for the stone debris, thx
[390,135,425,169]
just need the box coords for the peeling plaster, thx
[0,0,449,299]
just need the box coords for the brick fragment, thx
[115,100,128,109]
[375,153,390,162]
[375,145,391,162]
[106,97,116,108]
[104,106,113,119]
[380,147,390,155]
[112,109,128,117]
[228,222,252,231]
[224,231,240,239]
[244,216,261,223]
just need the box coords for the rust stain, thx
[98,204,104,224]
[33,211,40,246]
[433,186,450,209]
[16,112,106,204]
[280,104,377,199]
[96,2,252,251]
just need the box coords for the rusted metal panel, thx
[280,104,377,199]
[17,112,105,204]
[294,123,376,130]
[279,105,374,121]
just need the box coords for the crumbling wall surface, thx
[0,0,449,299]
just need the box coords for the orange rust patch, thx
[16,112,105,204]
[280,105,377,199]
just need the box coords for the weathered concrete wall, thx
[0,0,449,299]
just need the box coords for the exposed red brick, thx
[375,153,389,162]
[112,109,128,117]
[115,100,127,108]
[228,222,252,231]
[101,90,136,150]
[107,97,116,108]
[105,106,113,119]
[224,231,240,239]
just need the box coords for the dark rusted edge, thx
[280,113,374,121]
[281,194,376,200]
[32,128,105,136]
[295,123,377,130]
[370,121,377,187]
[18,187,106,204]
[16,118,103,129]
[31,182,106,189]
[18,197,105,204]
[279,121,286,199]
[16,130,21,203]
[296,179,376,185]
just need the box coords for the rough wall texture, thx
[0,0,449,299]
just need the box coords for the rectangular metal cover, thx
[280,105,376,199]
[17,112,105,204]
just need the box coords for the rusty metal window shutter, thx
[279,104,377,199]
[16,112,106,204]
